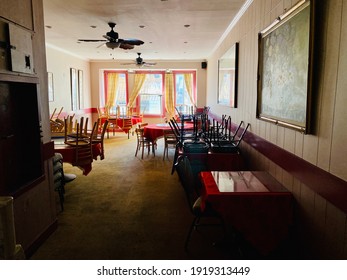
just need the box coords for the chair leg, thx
[141,143,145,159]
[100,143,105,160]
[185,217,198,250]
[135,142,140,157]
[163,145,166,160]
[171,145,179,174]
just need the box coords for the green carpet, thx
[30,133,233,260]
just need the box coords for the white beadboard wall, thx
[206,0,347,259]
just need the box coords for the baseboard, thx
[24,219,58,259]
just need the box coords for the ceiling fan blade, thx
[97,42,106,48]
[78,39,107,42]
[143,62,157,66]
[122,39,144,46]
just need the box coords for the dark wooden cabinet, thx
[0,81,43,196]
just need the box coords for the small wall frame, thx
[70,68,78,111]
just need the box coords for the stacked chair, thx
[52,153,65,211]
[92,119,109,160]
[64,118,98,167]
[169,110,250,174]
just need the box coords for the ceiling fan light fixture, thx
[106,42,120,49]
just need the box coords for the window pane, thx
[140,94,162,115]
[109,73,127,115]
[116,73,127,106]
[175,74,192,114]
[139,73,163,115]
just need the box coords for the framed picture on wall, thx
[48,72,54,102]
[78,70,83,109]
[257,0,315,133]
[70,68,79,111]
[217,42,239,108]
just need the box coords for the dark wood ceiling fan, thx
[78,22,144,50]
[121,53,157,67]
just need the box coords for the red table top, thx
[199,171,293,255]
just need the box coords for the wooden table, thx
[199,171,293,255]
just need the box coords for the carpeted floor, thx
[30,132,240,260]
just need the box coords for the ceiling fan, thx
[122,53,157,67]
[78,22,144,50]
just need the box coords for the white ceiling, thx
[43,0,247,62]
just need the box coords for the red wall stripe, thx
[208,111,347,214]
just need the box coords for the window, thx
[173,71,196,114]
[138,73,163,116]
[103,71,128,114]
[102,70,197,118]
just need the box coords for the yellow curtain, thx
[184,73,196,106]
[105,73,119,110]
[165,73,175,118]
[128,73,146,108]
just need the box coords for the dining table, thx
[143,122,194,144]
[107,115,142,134]
[199,170,294,256]
[53,138,102,175]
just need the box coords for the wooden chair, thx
[121,117,133,139]
[66,116,90,141]
[135,128,155,159]
[137,122,148,128]
[163,129,177,160]
[74,122,98,167]
[64,118,85,145]
[92,119,109,160]
[65,120,98,167]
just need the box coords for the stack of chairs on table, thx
[98,105,134,139]
[97,105,114,138]
[169,112,250,173]
[50,107,68,136]
[121,117,133,139]
[64,117,98,167]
